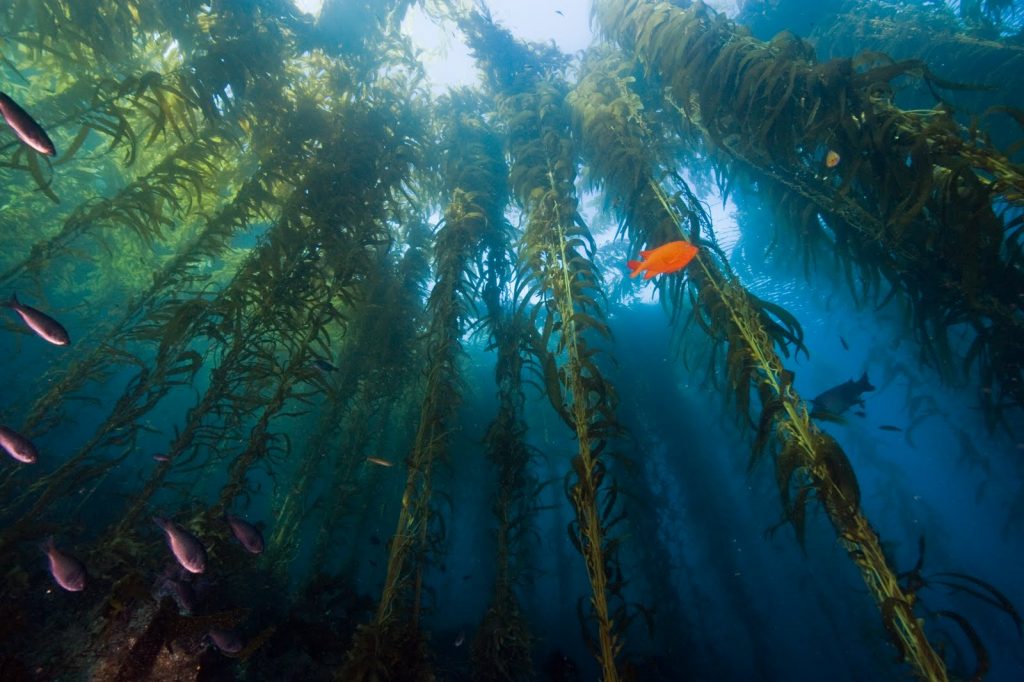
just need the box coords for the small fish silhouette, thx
[4,293,70,345]
[42,537,86,592]
[153,516,207,574]
[811,372,874,418]
[0,91,56,156]
[0,425,38,464]
[226,514,265,554]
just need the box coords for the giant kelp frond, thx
[472,205,535,682]
[595,0,1024,425]
[578,14,949,679]
[342,94,510,681]
[463,13,635,678]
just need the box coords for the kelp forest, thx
[0,0,1022,680]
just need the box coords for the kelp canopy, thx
[0,1,1022,681]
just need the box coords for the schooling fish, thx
[811,372,875,418]
[0,91,57,156]
[879,425,903,432]
[225,514,265,554]
[627,240,698,280]
[366,456,393,467]
[0,425,38,463]
[153,516,207,574]
[42,537,86,592]
[4,293,70,345]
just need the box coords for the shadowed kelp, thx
[461,10,649,680]
[343,91,508,680]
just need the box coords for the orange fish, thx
[825,150,840,168]
[627,240,698,280]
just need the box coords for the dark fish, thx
[158,576,197,613]
[879,425,902,432]
[853,410,866,418]
[225,514,265,554]
[42,537,86,592]
[462,574,471,581]
[0,425,38,463]
[4,293,70,345]
[313,358,338,373]
[369,534,381,546]
[811,372,874,418]
[839,336,849,351]
[153,516,207,574]
[555,9,564,15]
[208,628,243,654]
[0,91,56,156]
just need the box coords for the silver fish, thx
[0,91,56,156]
[153,516,207,574]
[225,514,264,554]
[42,537,86,592]
[4,293,70,345]
[0,425,38,463]
[209,628,243,654]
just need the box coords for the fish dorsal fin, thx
[639,249,654,258]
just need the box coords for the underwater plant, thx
[595,0,1024,430]
[0,1,1020,680]
[460,10,647,680]
[571,37,947,681]
[342,91,512,680]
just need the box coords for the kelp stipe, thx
[572,28,947,681]
[461,10,646,680]
[341,92,510,681]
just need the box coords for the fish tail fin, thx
[860,371,875,391]
[627,260,644,278]
[682,243,699,267]
[39,535,55,554]
[153,516,169,531]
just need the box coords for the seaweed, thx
[571,34,947,681]
[596,0,1024,426]
[461,11,641,679]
